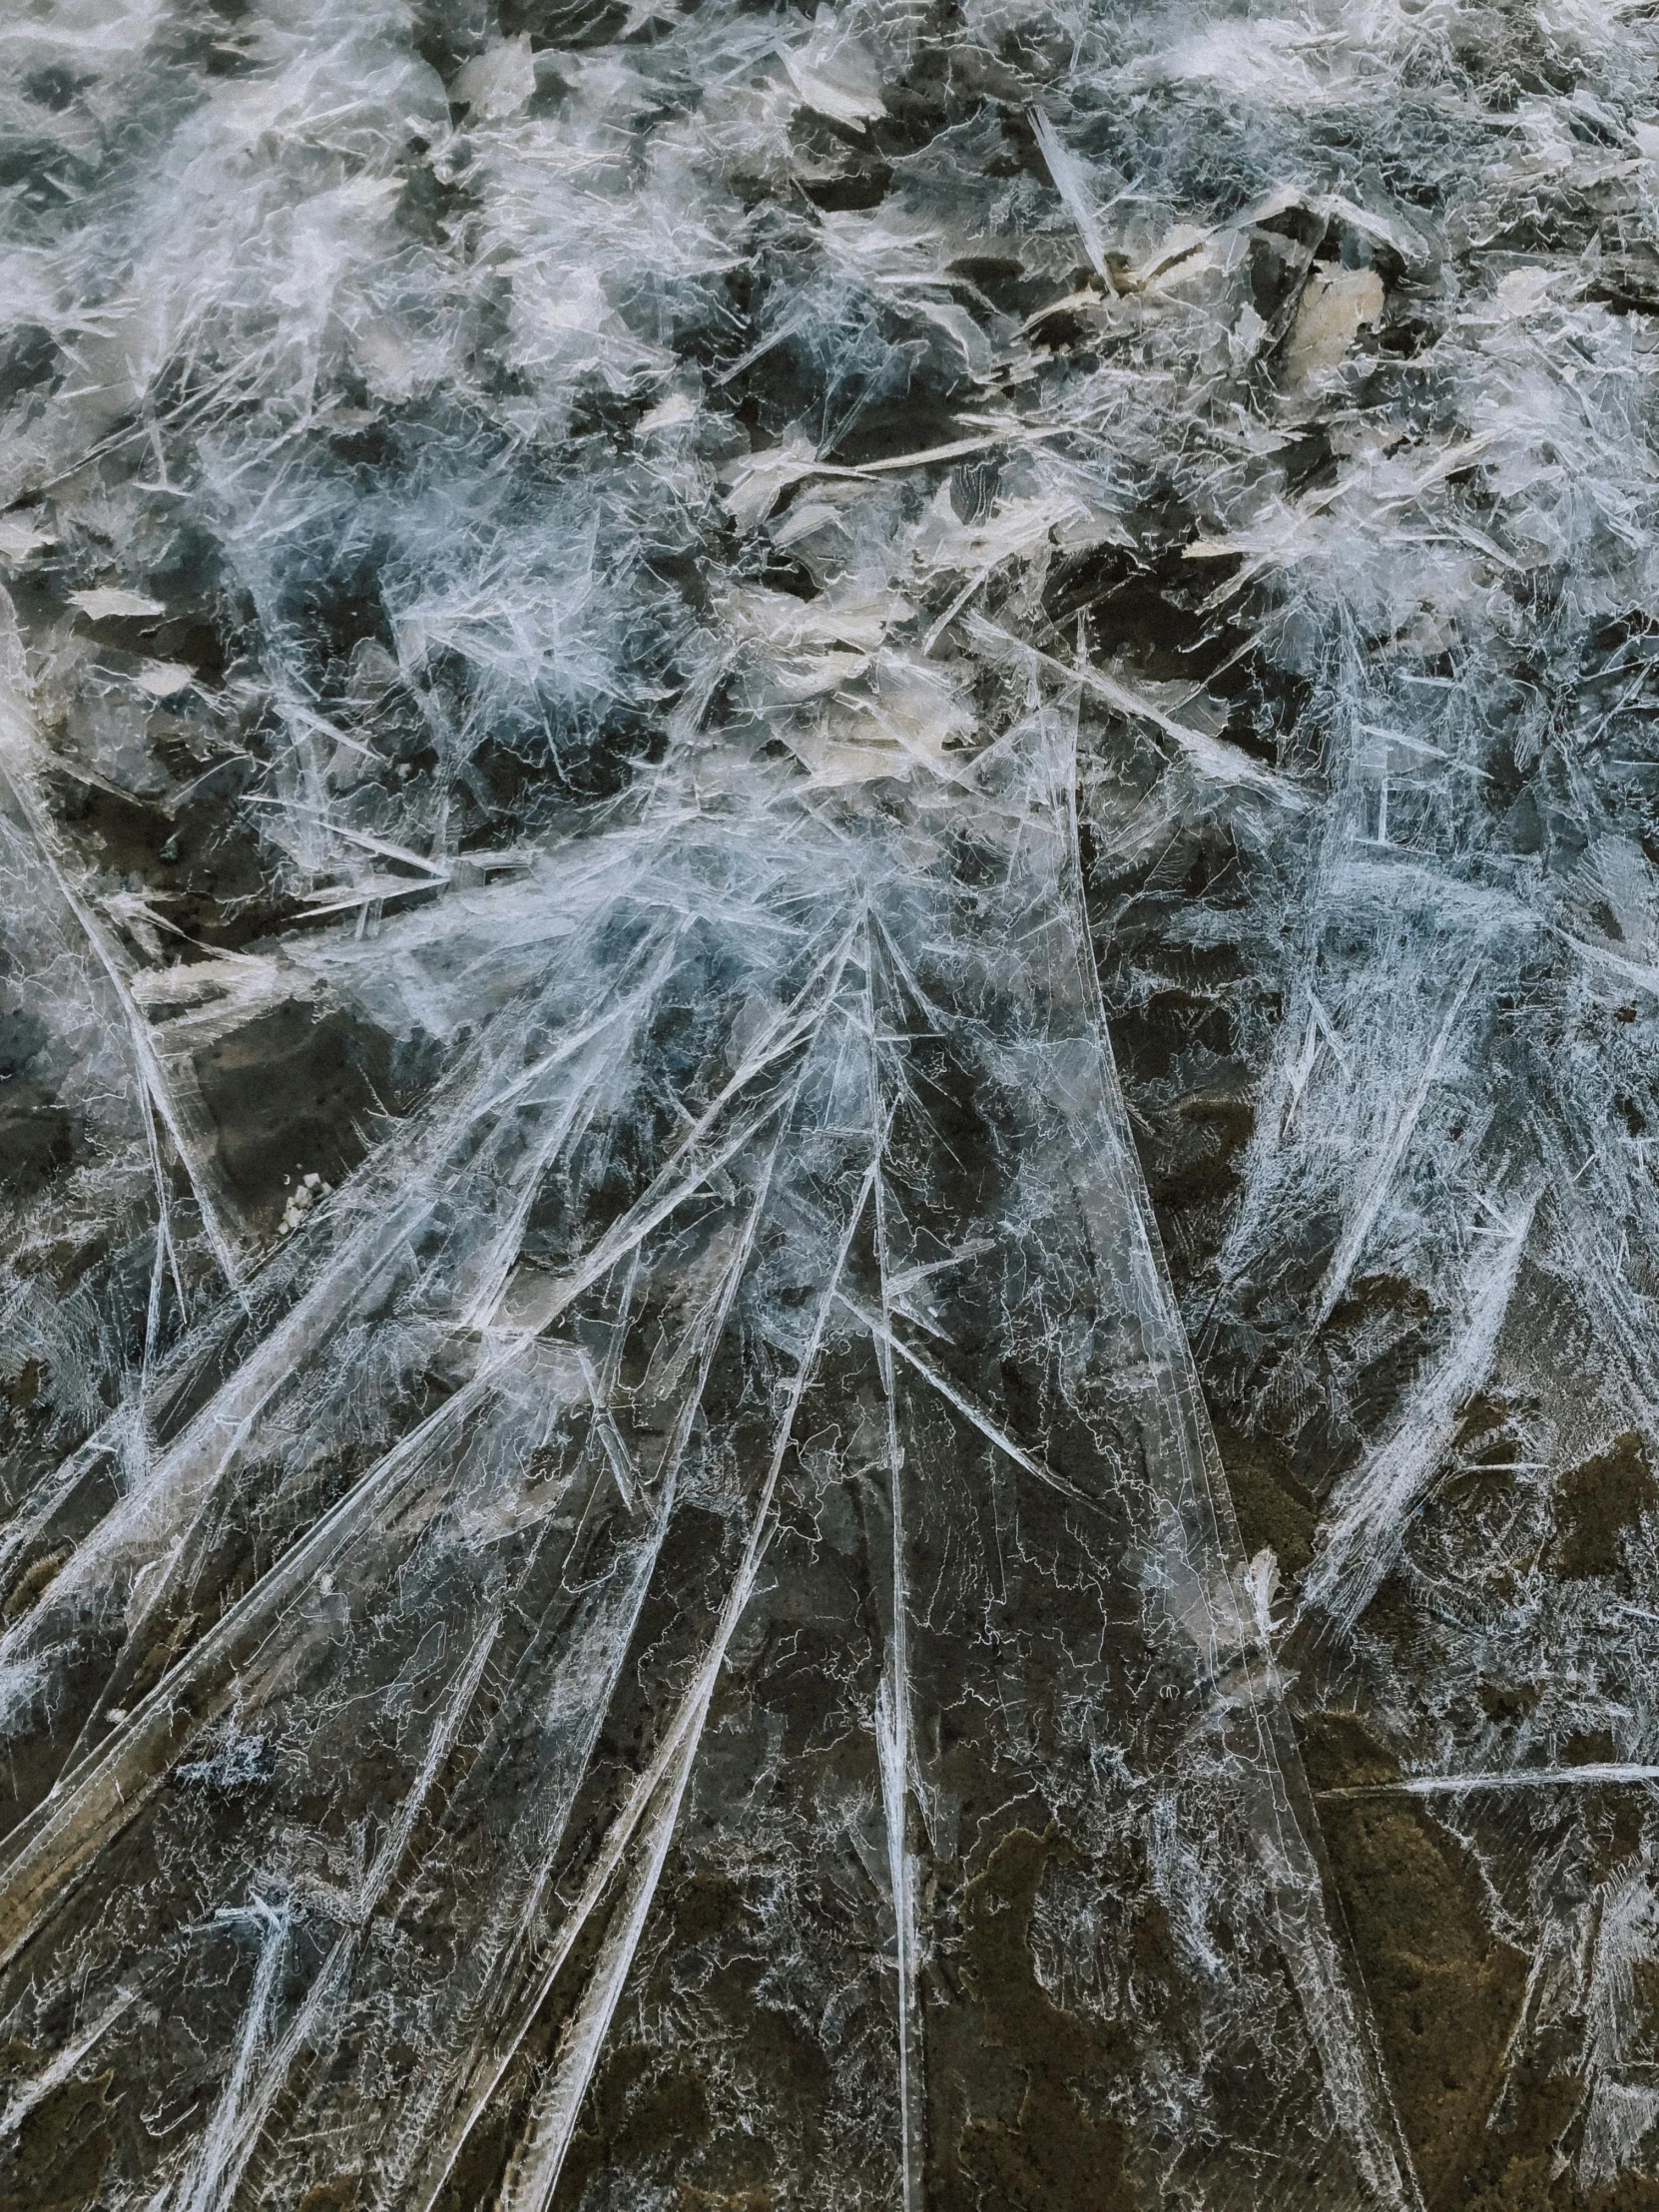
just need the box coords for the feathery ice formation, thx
[2,1,1659,2207]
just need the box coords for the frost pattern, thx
[1,1,1658,2207]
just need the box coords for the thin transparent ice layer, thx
[0,722,1410,2208]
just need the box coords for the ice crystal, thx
[2,1,1659,2207]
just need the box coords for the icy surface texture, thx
[2,1,1659,2207]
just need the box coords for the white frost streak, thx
[168,1900,289,2212]
[866,941,924,2212]
[1303,1197,1536,1632]
[1310,954,1482,1330]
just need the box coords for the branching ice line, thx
[575,1349,640,1515]
[408,1158,879,2212]
[1310,953,1482,1331]
[1262,1842,1428,2212]
[466,941,677,1124]
[1271,984,1351,1145]
[243,794,451,879]
[0,1429,122,1601]
[496,1090,792,1341]
[497,923,860,1339]
[1279,1006,1325,1139]
[834,1291,1089,1507]
[0,1360,503,1972]
[168,1898,290,2212]
[0,599,243,1293]
[457,1077,607,1333]
[139,1083,189,1382]
[196,1622,503,2212]
[471,1001,838,1933]
[1319,1766,1659,1799]
[844,427,1071,478]
[1029,108,1113,288]
[865,926,924,2212]
[0,1982,140,2140]
[453,941,693,1329]
[493,1725,702,2212]
[0,1180,444,1739]
[1300,1195,1536,1633]
[487,1127,808,1992]
[1042,696,1424,2212]
[385,1007,840,2187]
[26,1032,511,1619]
[866,908,952,1036]
[964,613,1305,806]
[875,1671,921,2210]
[382,1491,683,2212]
[486,1165,883,2212]
[922,555,1010,657]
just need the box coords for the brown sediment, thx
[1,1545,71,1625]
[1477,1680,1543,1727]
[1303,1710,1659,2209]
[1554,1434,1657,1581]
[555,2043,711,2212]
[1463,2110,1659,2212]
[296,2179,360,2212]
[1215,1422,1319,1579]
[931,1827,1135,2212]
[38,756,286,953]
[1302,1711,1528,2212]
[1141,1094,1256,1277]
